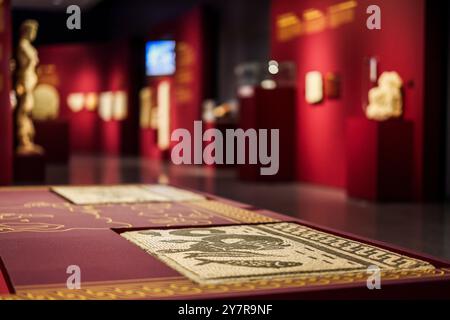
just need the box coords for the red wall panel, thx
[38,41,132,156]
[38,45,104,153]
[0,0,13,185]
[98,41,131,156]
[141,7,205,161]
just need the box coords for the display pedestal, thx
[203,122,237,168]
[346,118,413,201]
[35,120,69,164]
[141,128,161,159]
[14,153,46,185]
[238,87,296,182]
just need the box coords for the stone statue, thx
[365,71,403,121]
[15,20,43,155]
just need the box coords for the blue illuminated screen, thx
[145,40,176,76]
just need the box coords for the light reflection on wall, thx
[157,81,171,150]
[276,0,358,42]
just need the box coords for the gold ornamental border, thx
[187,200,278,224]
[1,268,449,300]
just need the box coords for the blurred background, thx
[0,0,449,258]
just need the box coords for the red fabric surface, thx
[0,187,449,299]
[0,278,8,295]
[0,189,250,287]
[271,0,426,198]
[0,0,13,185]
[0,258,10,294]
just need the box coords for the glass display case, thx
[234,61,296,98]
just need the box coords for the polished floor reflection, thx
[45,155,450,260]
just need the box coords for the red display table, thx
[35,120,69,164]
[0,185,449,300]
[346,118,414,201]
[239,87,297,182]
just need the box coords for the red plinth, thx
[346,118,414,201]
[239,87,297,182]
[203,122,237,168]
[14,153,46,185]
[35,120,69,164]
[141,128,164,160]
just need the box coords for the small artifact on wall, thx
[202,99,215,123]
[14,19,43,155]
[305,71,323,104]
[31,83,60,121]
[99,91,114,121]
[112,91,127,121]
[85,93,98,111]
[98,91,128,121]
[67,93,84,113]
[157,81,171,150]
[150,107,159,130]
[365,71,403,121]
[67,92,98,112]
[36,64,59,87]
[369,57,378,83]
[140,87,153,129]
[325,73,341,99]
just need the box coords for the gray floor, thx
[46,155,450,261]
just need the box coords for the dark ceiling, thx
[12,0,103,11]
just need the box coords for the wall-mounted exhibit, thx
[305,71,323,104]
[325,73,340,99]
[32,84,60,121]
[365,71,403,121]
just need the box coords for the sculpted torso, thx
[15,20,43,155]
[16,39,39,94]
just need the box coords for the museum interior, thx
[0,0,450,300]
